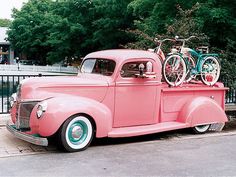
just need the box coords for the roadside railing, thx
[0,64,78,74]
[223,78,236,104]
[222,78,236,113]
[0,74,74,114]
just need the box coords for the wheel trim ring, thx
[163,55,186,86]
[65,116,92,150]
[195,124,210,132]
[68,122,88,144]
[200,57,220,86]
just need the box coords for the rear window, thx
[120,61,152,78]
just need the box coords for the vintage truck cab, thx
[7,49,228,152]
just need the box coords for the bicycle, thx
[163,36,221,86]
[149,38,176,63]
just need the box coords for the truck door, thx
[114,59,160,127]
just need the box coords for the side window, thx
[120,61,153,78]
[81,59,116,76]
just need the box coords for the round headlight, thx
[36,101,47,118]
[10,93,17,108]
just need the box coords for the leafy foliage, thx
[7,0,236,83]
[0,19,11,27]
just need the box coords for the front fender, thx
[30,96,112,138]
[177,97,228,126]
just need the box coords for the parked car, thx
[7,49,228,152]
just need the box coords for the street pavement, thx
[0,115,236,176]
[1,114,236,158]
[0,114,57,157]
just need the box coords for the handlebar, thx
[154,38,175,44]
[175,35,198,42]
[152,36,199,54]
[155,36,198,45]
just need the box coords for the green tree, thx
[46,0,134,63]
[0,19,11,27]
[127,0,236,82]
[7,0,236,81]
[90,0,133,49]
[8,0,54,64]
[8,0,134,64]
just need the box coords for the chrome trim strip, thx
[6,122,48,146]
[19,99,44,103]
[16,102,20,129]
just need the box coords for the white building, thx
[0,27,14,64]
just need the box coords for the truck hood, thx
[20,74,110,102]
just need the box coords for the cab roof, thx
[84,49,160,64]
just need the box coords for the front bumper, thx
[6,122,48,146]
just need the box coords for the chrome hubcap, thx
[71,126,83,140]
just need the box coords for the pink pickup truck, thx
[7,49,228,152]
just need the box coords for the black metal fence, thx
[223,78,236,104]
[0,74,236,114]
[0,74,71,114]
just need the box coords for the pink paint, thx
[9,49,228,144]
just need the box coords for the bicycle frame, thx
[153,38,175,63]
[162,36,221,86]
[187,49,219,76]
[177,36,219,77]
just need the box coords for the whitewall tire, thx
[59,115,94,152]
[192,124,210,134]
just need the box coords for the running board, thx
[108,122,189,138]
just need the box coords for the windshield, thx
[81,58,116,76]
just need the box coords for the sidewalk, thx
[0,114,236,158]
[0,114,55,157]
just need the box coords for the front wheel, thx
[162,54,187,86]
[58,115,94,152]
[200,56,220,86]
[192,124,210,134]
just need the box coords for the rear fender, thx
[31,96,112,138]
[177,97,228,127]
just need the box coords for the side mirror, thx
[139,63,145,76]
[136,63,156,78]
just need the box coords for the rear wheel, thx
[58,115,94,152]
[200,56,220,86]
[163,54,187,86]
[192,124,210,134]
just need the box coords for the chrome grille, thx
[16,101,38,130]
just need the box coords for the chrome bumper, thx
[6,122,48,146]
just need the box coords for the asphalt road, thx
[0,129,236,177]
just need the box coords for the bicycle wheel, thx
[200,56,220,86]
[162,54,187,86]
[185,56,196,83]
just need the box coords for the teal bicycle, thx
[163,36,221,86]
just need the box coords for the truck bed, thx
[160,82,227,122]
